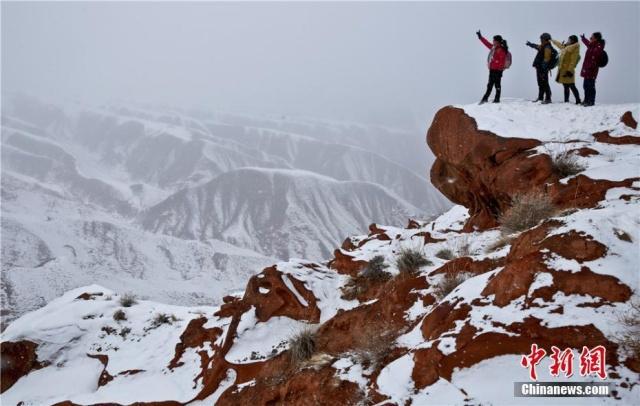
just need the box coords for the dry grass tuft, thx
[396,248,432,275]
[113,309,127,322]
[352,326,395,370]
[433,272,471,300]
[360,256,390,281]
[499,191,556,235]
[435,248,455,261]
[550,150,586,178]
[288,327,317,365]
[342,256,391,300]
[119,293,138,307]
[485,234,515,253]
[150,313,177,328]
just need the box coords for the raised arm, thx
[580,34,590,47]
[479,35,492,49]
[551,39,564,49]
[477,30,492,49]
[526,41,540,50]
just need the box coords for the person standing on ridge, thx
[526,33,557,104]
[476,30,510,104]
[580,32,606,106]
[551,35,582,104]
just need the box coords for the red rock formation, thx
[427,107,640,231]
[86,354,114,387]
[1,340,43,392]
[328,249,367,276]
[621,111,638,129]
[427,107,552,230]
[593,131,640,145]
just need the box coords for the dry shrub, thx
[352,326,395,370]
[342,256,391,300]
[150,313,177,328]
[617,299,640,360]
[433,272,471,300]
[456,235,472,257]
[550,150,585,178]
[288,327,317,365]
[435,248,455,260]
[361,256,390,281]
[499,191,556,235]
[485,234,515,253]
[113,309,127,321]
[119,327,131,339]
[396,248,432,275]
[119,293,137,307]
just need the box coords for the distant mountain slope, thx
[0,172,274,324]
[207,125,443,212]
[141,167,422,260]
[1,95,447,322]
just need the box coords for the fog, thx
[3,1,639,128]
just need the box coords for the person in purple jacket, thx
[580,32,606,106]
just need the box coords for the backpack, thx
[598,50,609,67]
[548,46,559,69]
[504,51,513,69]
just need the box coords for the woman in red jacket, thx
[580,32,606,106]
[477,30,509,104]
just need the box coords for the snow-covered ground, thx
[459,100,640,142]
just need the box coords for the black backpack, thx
[598,50,609,68]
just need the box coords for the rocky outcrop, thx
[427,106,640,230]
[427,107,549,230]
[1,340,43,392]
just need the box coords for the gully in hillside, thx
[551,34,582,104]
[526,33,558,104]
[580,31,607,106]
[476,30,511,104]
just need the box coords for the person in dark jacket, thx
[477,30,509,104]
[580,32,605,106]
[526,33,555,104]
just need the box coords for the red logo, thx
[549,346,574,378]
[520,344,547,380]
[520,344,607,380]
[579,345,607,379]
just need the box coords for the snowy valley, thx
[1,95,448,323]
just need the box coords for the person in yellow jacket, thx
[552,35,582,104]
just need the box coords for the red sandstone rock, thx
[1,340,43,393]
[621,111,638,129]
[328,249,367,276]
[427,107,552,230]
[593,130,640,145]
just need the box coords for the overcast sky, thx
[2,1,639,128]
